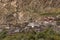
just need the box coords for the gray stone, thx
[27,22,40,28]
[0,29,3,32]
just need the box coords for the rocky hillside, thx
[0,0,60,40]
[0,0,60,24]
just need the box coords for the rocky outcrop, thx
[0,0,60,34]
